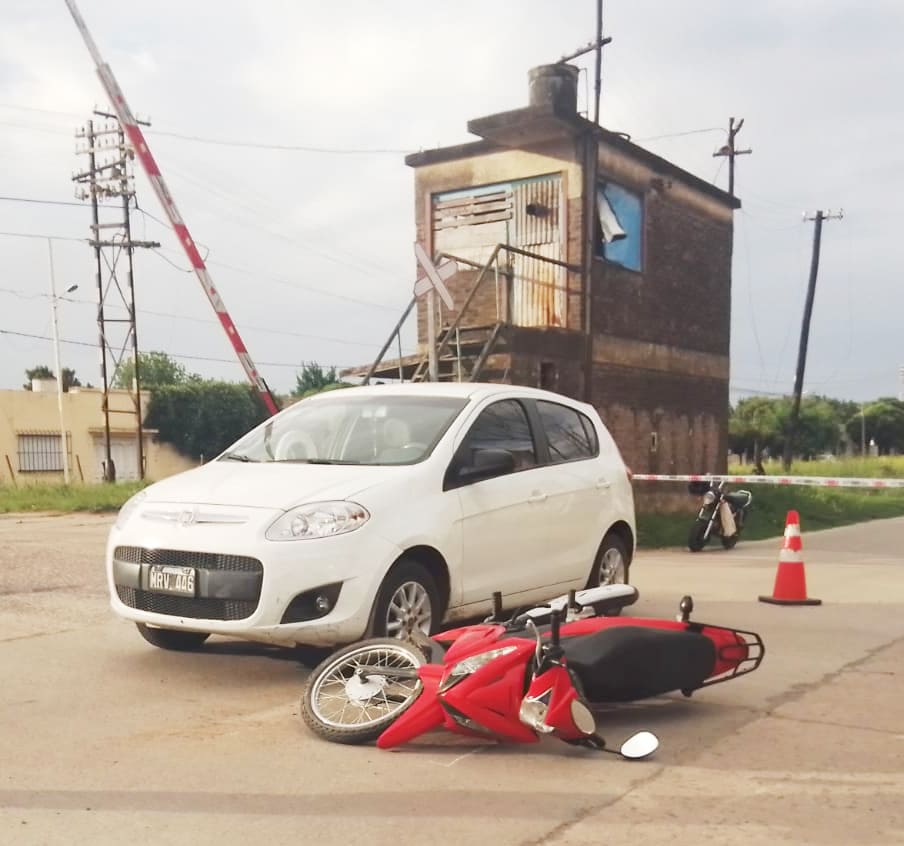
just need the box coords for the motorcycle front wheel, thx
[688,517,710,552]
[301,638,425,745]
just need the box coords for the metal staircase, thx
[410,322,505,383]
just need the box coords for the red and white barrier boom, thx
[64,0,279,416]
[631,473,904,490]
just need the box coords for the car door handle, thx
[596,477,611,489]
[528,491,547,503]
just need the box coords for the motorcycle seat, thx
[560,626,716,702]
[724,491,751,507]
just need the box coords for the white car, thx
[107,383,636,651]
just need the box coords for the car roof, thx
[300,381,590,407]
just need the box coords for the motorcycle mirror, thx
[619,731,659,760]
[569,699,597,735]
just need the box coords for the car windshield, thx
[220,393,469,466]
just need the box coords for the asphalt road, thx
[1,512,902,845]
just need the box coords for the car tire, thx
[135,623,210,651]
[588,533,631,616]
[369,559,441,639]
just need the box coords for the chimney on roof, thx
[528,64,579,116]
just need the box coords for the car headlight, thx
[439,645,518,692]
[265,501,370,541]
[114,489,147,530]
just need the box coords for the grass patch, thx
[0,481,147,514]
[638,485,904,549]
[739,455,904,478]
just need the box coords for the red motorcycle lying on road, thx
[300,585,765,758]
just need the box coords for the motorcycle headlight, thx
[702,491,717,505]
[114,489,147,530]
[439,645,518,692]
[265,501,370,541]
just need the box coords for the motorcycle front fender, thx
[375,665,445,749]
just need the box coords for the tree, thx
[729,395,844,462]
[24,365,84,392]
[145,381,272,461]
[291,362,349,398]
[113,351,199,389]
[845,399,904,454]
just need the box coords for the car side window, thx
[537,401,599,463]
[458,399,537,473]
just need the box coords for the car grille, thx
[114,546,262,574]
[116,586,257,621]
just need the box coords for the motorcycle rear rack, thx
[684,623,765,690]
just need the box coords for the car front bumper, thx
[105,508,402,646]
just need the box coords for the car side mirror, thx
[457,448,516,484]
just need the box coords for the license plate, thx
[147,565,196,597]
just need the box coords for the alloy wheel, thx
[385,580,433,638]
[598,547,626,585]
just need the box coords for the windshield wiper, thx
[222,452,257,462]
[272,458,350,465]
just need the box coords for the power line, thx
[145,246,404,313]
[0,194,122,210]
[150,129,415,155]
[0,327,355,371]
[634,127,726,143]
[0,229,85,242]
[0,103,416,155]
[0,194,408,313]
[0,282,411,351]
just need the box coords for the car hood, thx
[141,461,392,511]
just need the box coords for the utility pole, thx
[782,209,844,470]
[557,4,611,401]
[47,240,70,486]
[74,111,159,482]
[712,117,752,196]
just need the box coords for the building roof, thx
[406,104,741,210]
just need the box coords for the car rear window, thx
[537,401,599,463]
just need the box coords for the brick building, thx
[355,64,739,478]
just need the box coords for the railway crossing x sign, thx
[413,242,455,311]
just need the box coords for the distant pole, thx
[782,209,844,469]
[860,403,866,456]
[712,117,752,196]
[47,239,70,486]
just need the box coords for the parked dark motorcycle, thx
[687,479,753,552]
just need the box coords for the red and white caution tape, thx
[630,473,904,489]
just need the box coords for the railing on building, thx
[361,243,579,385]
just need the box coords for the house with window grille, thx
[351,63,740,478]
[0,380,193,485]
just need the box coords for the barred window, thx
[17,433,71,473]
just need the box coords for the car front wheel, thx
[369,559,441,640]
[589,532,630,587]
[135,623,210,651]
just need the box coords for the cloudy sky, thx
[1,0,900,402]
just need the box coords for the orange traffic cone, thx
[758,510,822,606]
